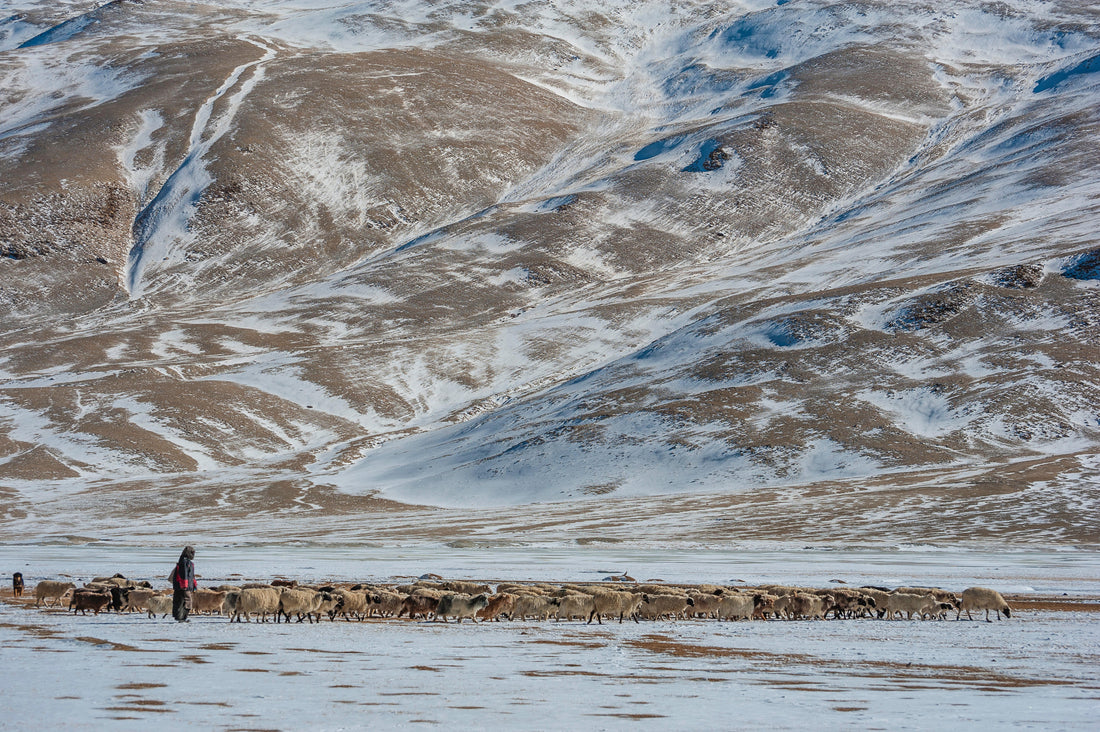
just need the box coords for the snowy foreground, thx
[2,546,1099,729]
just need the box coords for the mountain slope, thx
[0,0,1097,545]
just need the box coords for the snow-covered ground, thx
[2,546,1098,729]
[6,544,1100,594]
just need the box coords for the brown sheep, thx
[476,593,516,622]
[367,590,405,618]
[192,590,227,616]
[399,590,442,619]
[70,590,111,615]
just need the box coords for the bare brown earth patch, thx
[116,682,168,690]
[521,669,612,678]
[74,636,144,653]
[178,655,211,664]
[103,706,175,715]
[1004,595,1100,613]
[627,634,1087,691]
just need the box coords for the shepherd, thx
[170,546,197,622]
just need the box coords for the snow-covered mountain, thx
[1,0,1097,545]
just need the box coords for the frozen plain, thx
[2,0,1098,727]
[2,545,1098,730]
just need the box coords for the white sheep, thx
[897,587,959,608]
[122,588,156,613]
[587,591,643,624]
[232,587,281,622]
[278,589,324,623]
[687,591,723,618]
[34,581,75,608]
[771,594,796,619]
[885,592,940,620]
[803,593,832,620]
[639,593,695,620]
[957,587,1011,621]
[435,593,489,623]
[553,592,595,621]
[441,581,493,596]
[511,593,557,621]
[857,587,892,618]
[717,593,756,621]
[146,594,173,618]
[333,589,368,621]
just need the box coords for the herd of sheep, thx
[28,575,1014,623]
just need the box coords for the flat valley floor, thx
[1,546,1098,729]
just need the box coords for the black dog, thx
[12,572,24,598]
